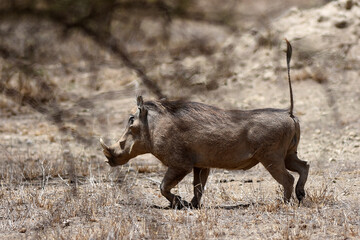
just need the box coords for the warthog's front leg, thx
[160,167,191,209]
[191,167,210,209]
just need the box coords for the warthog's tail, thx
[285,39,294,118]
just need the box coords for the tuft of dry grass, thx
[306,183,338,206]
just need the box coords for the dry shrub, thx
[306,183,337,207]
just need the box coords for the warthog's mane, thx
[143,99,289,118]
[142,100,235,130]
[143,99,220,114]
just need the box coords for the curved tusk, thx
[99,138,109,150]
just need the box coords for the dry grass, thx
[0,148,359,240]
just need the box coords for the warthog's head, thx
[100,96,150,166]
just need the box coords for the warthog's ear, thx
[136,95,147,118]
[137,95,143,108]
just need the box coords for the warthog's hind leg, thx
[262,156,295,203]
[160,167,191,209]
[190,167,210,209]
[285,153,310,203]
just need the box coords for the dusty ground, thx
[0,0,359,239]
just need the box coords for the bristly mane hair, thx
[144,99,220,114]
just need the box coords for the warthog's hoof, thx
[296,189,306,202]
[171,196,191,210]
[190,199,202,209]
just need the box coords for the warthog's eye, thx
[128,115,135,125]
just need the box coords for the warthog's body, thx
[100,41,309,208]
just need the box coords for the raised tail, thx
[285,39,294,118]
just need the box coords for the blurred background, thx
[0,0,359,182]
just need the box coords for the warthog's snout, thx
[100,138,125,167]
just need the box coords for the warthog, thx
[100,40,309,209]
